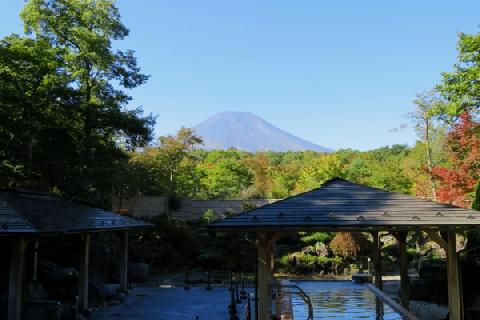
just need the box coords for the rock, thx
[107,299,122,306]
[129,263,150,283]
[89,277,113,306]
[419,259,446,282]
[103,283,120,297]
[410,278,448,304]
[409,300,449,320]
[38,260,78,286]
[26,281,48,300]
[111,292,127,304]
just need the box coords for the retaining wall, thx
[112,196,279,221]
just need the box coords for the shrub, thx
[300,232,333,244]
[330,232,370,258]
[243,202,258,211]
[277,252,344,274]
[197,248,226,270]
[473,181,480,210]
[202,209,215,223]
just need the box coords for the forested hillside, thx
[121,108,479,209]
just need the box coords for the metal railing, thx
[367,284,419,320]
[274,284,314,320]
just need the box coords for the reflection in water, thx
[292,281,402,319]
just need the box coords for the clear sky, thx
[1,1,480,150]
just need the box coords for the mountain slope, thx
[193,111,332,152]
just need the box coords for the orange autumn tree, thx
[432,112,480,207]
[330,232,370,258]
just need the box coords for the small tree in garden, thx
[473,182,480,211]
[330,232,370,258]
[432,112,480,207]
[202,209,215,223]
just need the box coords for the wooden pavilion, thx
[211,178,480,320]
[0,189,151,320]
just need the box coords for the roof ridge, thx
[213,177,347,220]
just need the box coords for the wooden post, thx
[119,230,129,291]
[78,233,91,311]
[397,232,410,309]
[8,238,28,320]
[258,232,275,320]
[33,240,39,282]
[371,231,383,290]
[446,231,462,320]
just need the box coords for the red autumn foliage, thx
[432,112,480,207]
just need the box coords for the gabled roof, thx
[0,199,37,234]
[0,190,152,236]
[211,178,480,232]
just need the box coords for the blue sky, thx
[1,1,479,150]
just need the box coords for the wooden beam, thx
[257,232,275,320]
[78,233,91,311]
[396,232,410,310]
[427,231,448,251]
[446,231,462,320]
[371,231,383,290]
[119,230,129,291]
[8,238,28,320]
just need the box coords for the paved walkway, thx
[91,287,250,320]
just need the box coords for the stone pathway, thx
[90,286,250,320]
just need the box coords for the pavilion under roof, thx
[211,178,480,232]
[0,189,151,236]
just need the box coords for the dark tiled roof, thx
[0,191,151,235]
[211,178,480,231]
[0,199,36,233]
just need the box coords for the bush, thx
[243,202,257,211]
[202,209,215,223]
[300,232,333,244]
[473,182,480,210]
[129,216,199,272]
[330,232,370,258]
[196,248,226,270]
[407,248,420,262]
[278,252,344,274]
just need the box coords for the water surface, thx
[292,281,402,319]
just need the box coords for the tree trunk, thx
[425,117,437,201]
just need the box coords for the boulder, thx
[38,260,78,286]
[111,292,127,304]
[410,277,448,304]
[26,282,48,300]
[106,299,122,306]
[419,259,446,282]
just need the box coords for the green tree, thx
[436,31,480,118]
[474,182,480,210]
[199,157,253,199]
[157,127,203,191]
[0,0,154,205]
[297,154,345,192]
[127,128,203,197]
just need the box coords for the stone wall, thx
[112,196,169,217]
[112,196,279,221]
